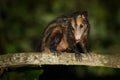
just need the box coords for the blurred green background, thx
[0,0,120,80]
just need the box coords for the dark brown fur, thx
[36,15,74,53]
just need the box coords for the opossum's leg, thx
[76,43,84,53]
[79,38,92,61]
[73,45,82,61]
[49,32,63,55]
[81,42,88,53]
[79,37,91,60]
[80,37,89,53]
[80,29,89,53]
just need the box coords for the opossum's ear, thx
[70,10,88,19]
[81,11,88,18]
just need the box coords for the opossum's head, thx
[70,11,89,42]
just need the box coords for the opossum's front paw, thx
[75,51,82,61]
[52,51,61,56]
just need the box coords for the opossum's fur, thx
[36,11,90,60]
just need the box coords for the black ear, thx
[70,10,88,18]
[82,11,88,18]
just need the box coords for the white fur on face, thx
[71,15,87,42]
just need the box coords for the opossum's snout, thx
[75,37,80,43]
[75,31,81,42]
[74,24,84,43]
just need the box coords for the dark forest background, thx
[0,0,120,80]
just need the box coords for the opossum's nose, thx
[76,38,80,41]
[75,36,80,41]
[75,31,81,42]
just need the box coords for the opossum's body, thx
[36,11,90,60]
[36,16,75,53]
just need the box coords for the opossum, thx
[36,11,90,60]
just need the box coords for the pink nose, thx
[75,37,80,41]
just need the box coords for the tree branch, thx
[0,52,120,69]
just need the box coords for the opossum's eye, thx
[80,24,83,28]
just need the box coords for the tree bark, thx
[0,52,120,68]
